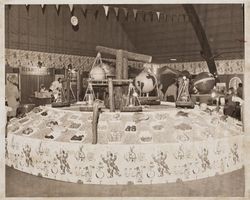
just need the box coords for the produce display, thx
[7,105,243,144]
[22,127,34,136]
[70,134,85,142]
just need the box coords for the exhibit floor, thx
[5,166,244,197]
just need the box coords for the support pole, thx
[108,78,115,112]
[115,50,124,109]
[123,57,128,79]
[76,70,80,102]
[65,69,70,103]
[116,50,123,81]
[92,100,101,144]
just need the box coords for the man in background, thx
[5,75,20,118]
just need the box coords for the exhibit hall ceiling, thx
[115,4,244,63]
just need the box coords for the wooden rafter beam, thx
[182,4,218,75]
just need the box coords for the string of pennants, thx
[20,4,189,22]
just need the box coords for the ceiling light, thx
[170,58,177,61]
[71,16,78,26]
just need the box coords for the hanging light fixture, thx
[69,4,78,27]
[71,15,78,26]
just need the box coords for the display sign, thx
[21,66,51,75]
[124,122,137,133]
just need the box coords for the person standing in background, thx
[40,84,47,93]
[164,82,177,102]
[224,87,242,121]
[5,75,20,118]
[158,83,164,101]
[49,78,63,102]
[237,83,243,99]
[5,98,12,137]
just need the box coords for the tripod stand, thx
[176,76,194,108]
[69,81,76,102]
[125,81,141,107]
[83,82,95,105]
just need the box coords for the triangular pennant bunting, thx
[103,6,109,17]
[114,7,119,17]
[133,9,137,19]
[164,14,168,21]
[69,4,74,13]
[25,4,29,11]
[81,5,87,17]
[156,12,160,21]
[143,12,146,21]
[123,8,128,18]
[18,4,190,24]
[94,10,99,19]
[55,5,59,12]
[151,12,154,21]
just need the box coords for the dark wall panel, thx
[8,6,19,49]
[20,73,54,104]
[20,75,38,103]
[5,5,136,57]
[19,6,29,50]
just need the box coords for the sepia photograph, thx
[2,2,250,198]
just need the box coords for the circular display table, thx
[6,104,243,185]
